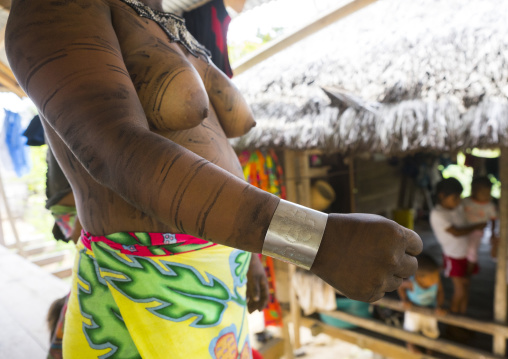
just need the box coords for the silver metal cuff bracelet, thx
[262,199,328,270]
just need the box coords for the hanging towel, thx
[292,270,337,315]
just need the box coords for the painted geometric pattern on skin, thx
[77,246,251,358]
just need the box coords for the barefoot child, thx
[430,178,486,315]
[398,254,446,353]
[462,176,498,271]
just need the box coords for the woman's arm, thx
[6,0,421,302]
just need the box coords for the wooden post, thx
[288,264,301,350]
[281,315,294,359]
[282,150,301,353]
[283,150,309,349]
[347,157,356,213]
[284,150,297,204]
[0,170,23,255]
[295,151,311,207]
[494,147,508,356]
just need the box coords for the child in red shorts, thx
[430,178,486,314]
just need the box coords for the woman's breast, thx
[110,2,256,139]
[112,5,209,132]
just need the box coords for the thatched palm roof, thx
[232,0,508,155]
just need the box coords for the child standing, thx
[398,254,446,353]
[430,178,486,314]
[462,176,498,274]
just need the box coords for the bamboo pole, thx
[232,0,379,75]
[494,147,508,355]
[375,297,508,337]
[320,310,502,359]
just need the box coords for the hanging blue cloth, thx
[3,109,31,177]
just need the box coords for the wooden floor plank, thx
[0,245,70,354]
[0,304,47,359]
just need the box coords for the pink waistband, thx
[81,230,216,257]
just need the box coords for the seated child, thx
[430,178,486,314]
[462,176,498,272]
[398,254,445,353]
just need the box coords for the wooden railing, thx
[307,298,508,359]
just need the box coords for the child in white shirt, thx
[430,178,486,314]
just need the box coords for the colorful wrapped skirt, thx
[63,231,252,359]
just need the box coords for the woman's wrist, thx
[261,199,328,270]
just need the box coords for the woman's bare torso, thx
[44,0,254,235]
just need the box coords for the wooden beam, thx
[0,0,10,11]
[0,47,26,97]
[300,317,435,359]
[232,0,379,75]
[51,266,73,279]
[0,67,25,97]
[0,58,14,77]
[494,147,508,355]
[375,297,508,338]
[308,166,331,179]
[319,310,502,359]
[31,251,66,267]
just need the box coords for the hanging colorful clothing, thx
[239,149,285,327]
[64,231,252,359]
